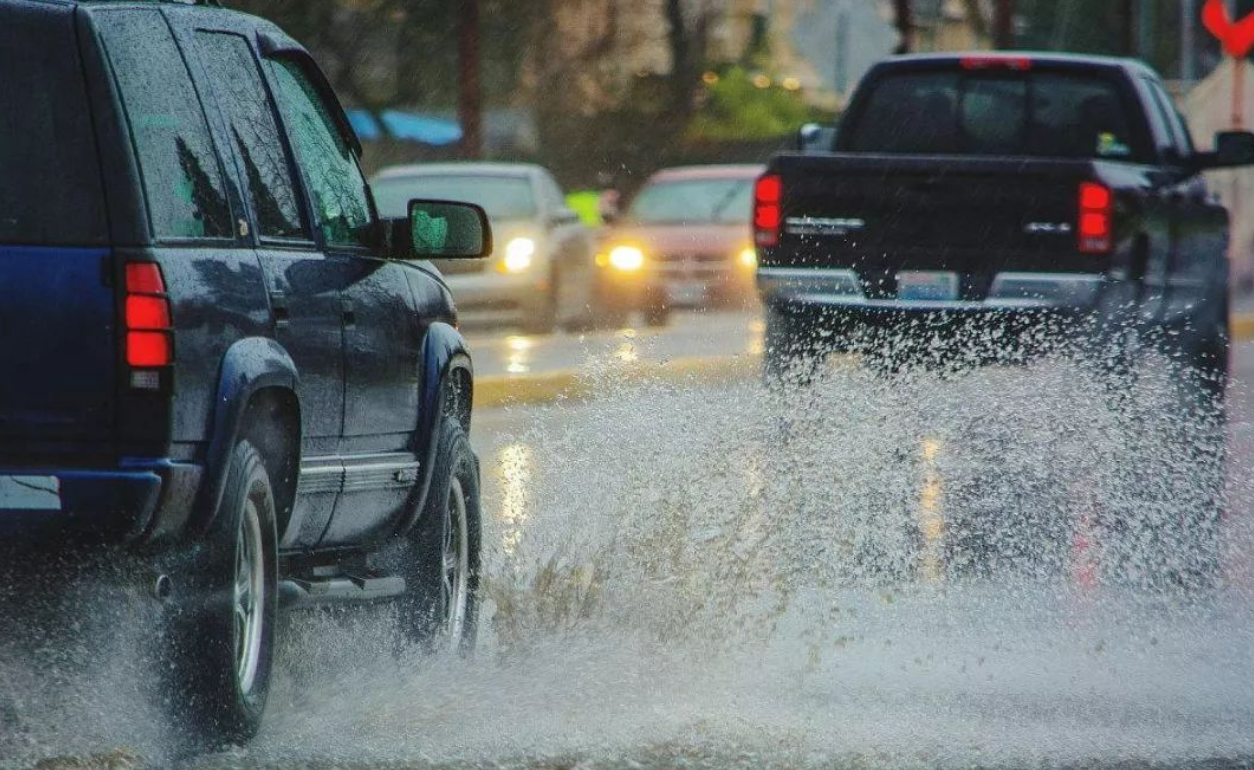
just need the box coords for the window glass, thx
[847,70,1148,162]
[1149,80,1195,157]
[626,178,754,224]
[0,8,107,245]
[962,78,1027,155]
[373,175,536,221]
[847,72,960,154]
[196,32,308,240]
[97,11,231,240]
[269,58,372,249]
[538,173,566,210]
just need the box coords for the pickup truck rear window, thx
[0,7,108,246]
[845,71,1150,162]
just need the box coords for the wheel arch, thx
[194,337,301,535]
[396,322,473,536]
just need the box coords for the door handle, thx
[341,298,356,327]
[269,291,290,328]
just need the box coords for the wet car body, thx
[758,53,1246,381]
[606,164,762,309]
[372,162,598,333]
[0,0,487,745]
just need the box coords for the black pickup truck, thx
[755,53,1254,390]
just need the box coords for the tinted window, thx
[626,178,754,224]
[848,70,1148,162]
[373,175,536,221]
[269,58,373,249]
[97,11,232,240]
[196,32,308,240]
[0,7,107,245]
[1148,79,1195,157]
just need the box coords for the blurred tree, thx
[686,66,816,141]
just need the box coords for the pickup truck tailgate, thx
[774,155,1105,294]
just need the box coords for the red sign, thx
[1203,0,1254,58]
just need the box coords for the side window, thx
[96,11,231,240]
[1150,81,1196,157]
[539,173,566,211]
[268,58,372,250]
[1139,77,1181,160]
[195,32,308,241]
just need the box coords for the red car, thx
[601,164,763,311]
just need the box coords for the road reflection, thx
[495,442,533,555]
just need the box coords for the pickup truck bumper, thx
[0,460,201,547]
[758,268,1105,312]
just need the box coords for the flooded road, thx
[4,334,1254,769]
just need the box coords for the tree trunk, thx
[666,0,693,118]
[993,0,1014,49]
[894,0,913,54]
[458,0,482,159]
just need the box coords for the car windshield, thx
[373,174,537,220]
[626,178,754,224]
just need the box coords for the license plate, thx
[667,280,707,305]
[897,271,959,301]
[0,475,61,511]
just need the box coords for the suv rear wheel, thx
[164,440,278,747]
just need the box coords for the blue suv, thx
[0,0,491,745]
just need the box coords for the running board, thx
[278,573,406,608]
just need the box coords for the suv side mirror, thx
[387,199,492,260]
[1200,130,1254,169]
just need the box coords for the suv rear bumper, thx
[758,268,1104,312]
[0,460,201,546]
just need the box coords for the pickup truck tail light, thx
[1077,182,1113,255]
[124,262,173,381]
[754,173,783,247]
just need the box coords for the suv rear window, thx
[845,69,1150,162]
[0,6,108,245]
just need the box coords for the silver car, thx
[372,163,597,333]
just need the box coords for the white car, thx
[372,162,598,333]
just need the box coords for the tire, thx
[164,440,278,747]
[522,271,559,335]
[390,415,481,653]
[763,306,823,385]
[644,291,670,328]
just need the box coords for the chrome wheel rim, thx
[440,477,470,643]
[234,498,265,694]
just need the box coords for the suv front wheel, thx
[387,415,482,653]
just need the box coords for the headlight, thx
[500,237,536,273]
[738,247,757,268]
[608,245,645,271]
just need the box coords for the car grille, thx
[655,253,729,277]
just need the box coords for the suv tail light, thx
[1077,181,1113,255]
[125,262,172,383]
[754,173,783,247]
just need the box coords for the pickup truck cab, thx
[756,52,1254,389]
[0,0,490,747]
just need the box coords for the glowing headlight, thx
[608,245,645,271]
[738,247,757,268]
[501,237,536,273]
